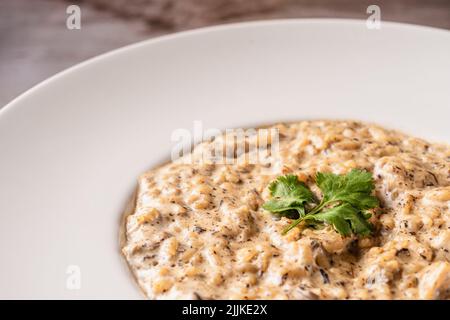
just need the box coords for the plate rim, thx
[1,18,450,119]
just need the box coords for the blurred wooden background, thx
[1,0,449,107]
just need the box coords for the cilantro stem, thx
[281,199,339,235]
[307,200,326,215]
[282,218,303,235]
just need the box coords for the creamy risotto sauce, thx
[122,121,450,299]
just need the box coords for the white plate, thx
[0,19,449,299]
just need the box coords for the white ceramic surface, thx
[0,19,449,299]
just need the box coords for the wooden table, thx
[1,0,449,107]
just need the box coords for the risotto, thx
[122,120,449,299]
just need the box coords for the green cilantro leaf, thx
[262,174,314,217]
[263,169,379,237]
[303,203,373,237]
[316,169,379,210]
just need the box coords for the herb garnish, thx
[262,169,379,236]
